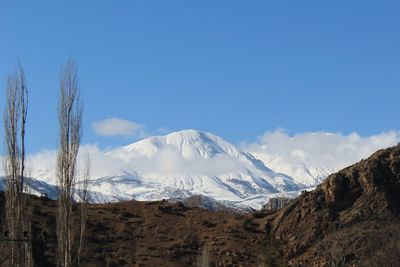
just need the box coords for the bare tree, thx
[76,152,90,266]
[56,59,83,267]
[2,62,32,266]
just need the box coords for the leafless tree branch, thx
[56,59,83,267]
[2,61,32,266]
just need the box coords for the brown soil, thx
[1,195,264,267]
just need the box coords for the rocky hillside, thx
[265,144,400,266]
[262,197,293,211]
[0,193,264,266]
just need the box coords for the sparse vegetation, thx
[259,237,285,267]
[121,211,134,218]
[243,218,259,233]
[197,245,210,267]
[202,220,217,228]
[253,211,267,219]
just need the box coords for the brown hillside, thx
[0,194,264,266]
[3,145,400,266]
[265,144,400,266]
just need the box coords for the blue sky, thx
[0,1,399,153]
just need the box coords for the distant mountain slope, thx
[2,130,319,209]
[249,150,332,186]
[97,130,304,207]
[0,177,58,199]
[265,144,400,266]
[1,130,397,213]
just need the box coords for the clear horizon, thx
[1,1,399,153]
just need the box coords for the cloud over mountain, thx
[1,129,399,208]
[92,118,146,137]
[243,129,400,185]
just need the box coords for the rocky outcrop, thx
[266,145,400,266]
[262,197,293,210]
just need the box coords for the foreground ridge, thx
[265,144,400,266]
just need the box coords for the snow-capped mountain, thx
[0,177,59,199]
[90,130,304,206]
[2,129,396,209]
[1,130,321,209]
[248,151,333,186]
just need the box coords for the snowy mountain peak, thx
[110,129,240,161]
[92,129,305,208]
[2,129,317,209]
[3,129,393,209]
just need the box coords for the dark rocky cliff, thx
[266,144,400,266]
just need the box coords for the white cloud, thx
[242,129,400,185]
[92,118,146,137]
[1,129,399,188]
[126,146,242,176]
[0,144,242,184]
[0,145,133,184]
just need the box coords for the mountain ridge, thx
[92,129,306,208]
[264,144,400,266]
[1,130,333,209]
